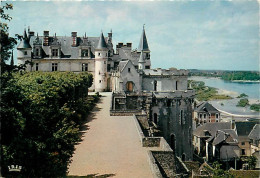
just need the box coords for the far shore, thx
[189,76,260,83]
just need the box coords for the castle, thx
[17,27,151,91]
[17,27,195,160]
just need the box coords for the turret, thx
[17,29,32,66]
[94,32,108,92]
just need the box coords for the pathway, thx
[68,92,153,178]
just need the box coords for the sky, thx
[3,0,259,71]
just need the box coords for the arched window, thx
[170,134,176,153]
[154,113,158,124]
[126,81,134,92]
[182,154,186,161]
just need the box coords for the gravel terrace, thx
[68,92,153,178]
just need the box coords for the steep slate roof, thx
[118,60,129,72]
[28,36,104,58]
[96,32,108,50]
[137,27,149,52]
[212,129,238,145]
[193,122,231,137]
[235,121,259,136]
[220,145,240,160]
[248,124,260,140]
[17,30,31,49]
[194,102,219,113]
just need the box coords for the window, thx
[242,149,245,155]
[98,53,101,56]
[52,49,58,57]
[36,48,39,56]
[199,113,202,119]
[81,49,88,57]
[145,66,150,69]
[36,63,39,71]
[216,113,219,119]
[24,51,27,55]
[154,80,157,91]
[241,142,245,145]
[107,64,111,72]
[176,81,178,90]
[99,80,101,83]
[52,63,58,71]
[82,63,88,71]
[180,110,184,125]
[128,68,131,72]
[204,114,206,119]
[154,113,158,124]
[104,61,106,64]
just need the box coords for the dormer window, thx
[81,49,88,57]
[52,49,58,57]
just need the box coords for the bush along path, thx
[1,71,100,177]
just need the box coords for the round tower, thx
[95,32,108,92]
[17,29,32,67]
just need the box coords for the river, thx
[189,76,260,117]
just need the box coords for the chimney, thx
[231,120,235,129]
[43,31,49,46]
[29,31,35,38]
[108,30,112,43]
[127,43,132,48]
[71,32,77,46]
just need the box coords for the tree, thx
[212,161,234,178]
[248,156,257,170]
[0,3,17,73]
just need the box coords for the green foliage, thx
[248,156,257,170]
[221,71,260,81]
[0,3,18,73]
[237,98,249,107]
[250,104,260,112]
[237,93,248,98]
[1,71,94,177]
[212,162,234,178]
[189,70,260,81]
[189,80,233,101]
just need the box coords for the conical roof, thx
[96,32,107,50]
[17,29,31,49]
[138,51,145,63]
[137,27,149,52]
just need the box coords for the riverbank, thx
[189,76,260,116]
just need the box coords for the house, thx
[193,102,221,129]
[248,124,260,169]
[235,121,259,156]
[193,122,232,157]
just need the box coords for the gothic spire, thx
[137,25,149,52]
[96,31,107,50]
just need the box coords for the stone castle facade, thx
[17,28,151,91]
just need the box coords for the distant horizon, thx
[5,0,259,71]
